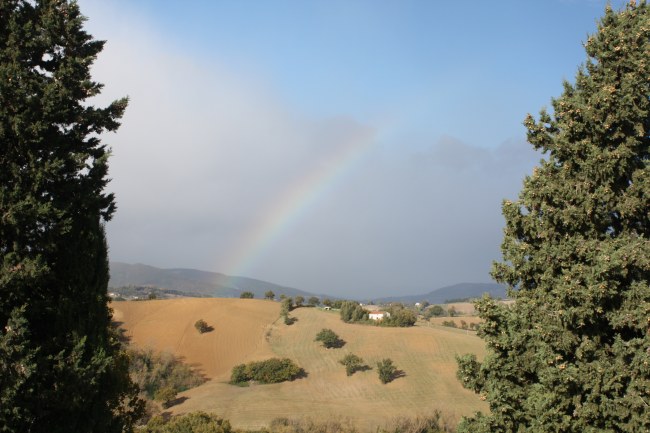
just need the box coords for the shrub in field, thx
[377,358,398,384]
[143,412,233,433]
[339,353,365,376]
[441,320,457,328]
[194,319,211,333]
[315,328,345,348]
[230,358,304,384]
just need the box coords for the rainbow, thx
[224,126,377,284]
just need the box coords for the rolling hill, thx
[110,262,508,304]
[374,282,508,304]
[109,262,318,299]
[112,298,487,431]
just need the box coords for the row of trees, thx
[314,329,401,383]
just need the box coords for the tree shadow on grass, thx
[357,364,372,373]
[325,338,346,349]
[163,395,189,409]
[110,321,131,344]
[284,316,298,325]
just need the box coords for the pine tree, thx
[457,2,650,432]
[0,1,142,431]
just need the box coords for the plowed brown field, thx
[112,299,486,431]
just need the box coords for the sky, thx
[78,0,627,298]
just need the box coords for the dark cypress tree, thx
[0,1,142,431]
[457,2,650,432]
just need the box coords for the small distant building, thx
[369,311,390,321]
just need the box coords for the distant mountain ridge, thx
[109,262,317,299]
[109,262,508,303]
[374,282,508,304]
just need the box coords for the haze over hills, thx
[110,262,507,302]
[109,262,316,299]
[373,283,508,304]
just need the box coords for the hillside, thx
[374,282,508,304]
[109,262,317,299]
[112,298,486,431]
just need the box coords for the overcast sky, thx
[79,0,626,298]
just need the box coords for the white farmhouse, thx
[368,311,390,321]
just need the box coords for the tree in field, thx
[280,296,293,314]
[383,307,417,327]
[339,353,365,376]
[294,295,304,307]
[308,296,320,307]
[456,3,650,432]
[240,291,254,299]
[0,1,143,431]
[314,328,344,349]
[264,290,275,301]
[425,305,445,318]
[339,301,368,323]
[377,358,398,384]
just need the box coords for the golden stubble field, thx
[112,298,487,431]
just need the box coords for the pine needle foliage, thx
[457,3,650,432]
[0,1,142,431]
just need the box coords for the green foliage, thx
[280,297,293,315]
[264,414,454,433]
[377,358,398,384]
[240,291,255,299]
[265,290,275,300]
[446,306,457,317]
[294,295,304,307]
[308,296,320,306]
[339,301,368,323]
[441,320,456,328]
[230,358,304,385]
[194,319,211,334]
[143,412,233,433]
[339,353,365,376]
[128,348,206,399]
[266,417,359,433]
[280,297,295,325]
[457,4,650,432]
[0,1,143,430]
[424,305,446,318]
[381,308,417,327]
[153,386,177,408]
[315,328,344,349]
